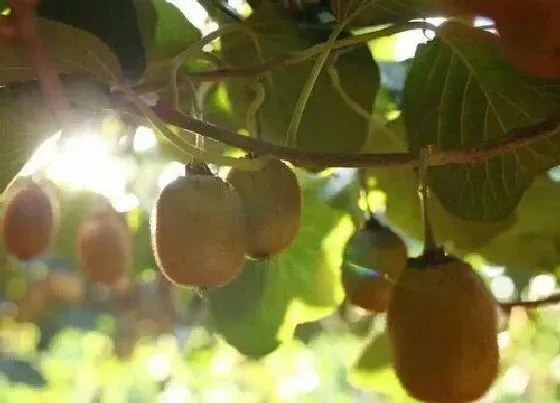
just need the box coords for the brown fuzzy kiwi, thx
[227,158,301,259]
[387,252,499,402]
[342,217,408,313]
[2,182,60,260]
[77,206,132,287]
[151,169,247,287]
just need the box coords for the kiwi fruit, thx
[387,251,499,402]
[342,217,407,313]
[151,166,247,287]
[2,181,59,260]
[77,205,132,286]
[227,158,301,259]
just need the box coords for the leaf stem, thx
[246,80,265,139]
[169,23,263,111]
[417,147,436,254]
[285,23,347,146]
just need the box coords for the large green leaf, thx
[0,18,123,84]
[404,22,560,221]
[37,0,143,81]
[221,3,379,154]
[365,118,515,252]
[207,177,349,357]
[138,0,202,83]
[367,118,560,272]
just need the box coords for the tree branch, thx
[151,101,560,168]
[500,292,560,310]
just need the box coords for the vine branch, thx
[133,20,435,95]
[151,101,560,169]
[500,292,560,310]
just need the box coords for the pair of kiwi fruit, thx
[344,216,500,402]
[150,157,301,288]
[2,180,132,287]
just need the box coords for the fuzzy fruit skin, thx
[2,183,59,260]
[387,257,499,402]
[342,224,407,313]
[151,174,247,287]
[77,210,132,286]
[493,1,560,79]
[227,158,301,259]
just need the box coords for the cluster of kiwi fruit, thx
[1,179,132,289]
[150,156,301,289]
[343,194,500,401]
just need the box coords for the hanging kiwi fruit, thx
[2,180,60,260]
[227,156,301,259]
[151,162,247,288]
[77,203,132,287]
[386,149,499,402]
[342,216,408,313]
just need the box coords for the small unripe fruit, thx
[151,171,247,287]
[342,218,407,313]
[387,253,499,402]
[77,206,132,286]
[2,182,59,260]
[227,158,301,259]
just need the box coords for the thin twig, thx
[500,292,560,310]
[150,101,560,169]
[133,21,435,95]
[417,147,436,253]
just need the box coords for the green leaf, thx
[221,3,379,153]
[365,118,515,252]
[352,332,391,376]
[0,85,59,195]
[350,366,414,402]
[133,0,157,51]
[139,0,202,83]
[37,0,144,81]
[0,18,123,84]
[0,358,46,387]
[404,22,560,221]
[350,334,414,402]
[208,260,289,358]
[207,177,350,356]
[476,172,560,272]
